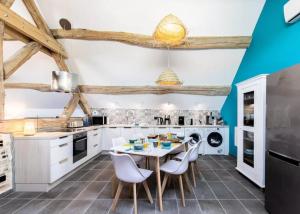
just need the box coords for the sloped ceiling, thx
[4,0,265,119]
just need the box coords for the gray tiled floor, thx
[0,155,268,214]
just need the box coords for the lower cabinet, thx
[101,127,121,150]
[87,129,101,158]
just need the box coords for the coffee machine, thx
[178,116,185,126]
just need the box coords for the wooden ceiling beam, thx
[0,4,67,57]
[0,0,15,8]
[78,93,92,117]
[51,29,252,49]
[0,21,4,120]
[61,93,80,119]
[4,42,41,79]
[4,82,52,92]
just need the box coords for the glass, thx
[243,131,254,167]
[243,91,254,127]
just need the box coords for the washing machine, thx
[204,127,229,155]
[184,128,205,154]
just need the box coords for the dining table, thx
[110,137,192,212]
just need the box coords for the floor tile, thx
[226,169,247,181]
[213,170,236,181]
[240,199,268,214]
[178,199,201,214]
[223,181,256,199]
[38,181,74,199]
[16,192,42,199]
[155,199,178,214]
[198,200,225,214]
[205,160,223,170]
[0,199,31,214]
[193,181,215,200]
[97,182,113,199]
[39,200,72,214]
[79,170,102,181]
[92,161,111,169]
[136,199,155,214]
[108,199,133,214]
[217,160,235,169]
[202,170,220,181]
[219,200,249,214]
[61,199,94,214]
[76,181,107,200]
[239,181,265,200]
[207,181,235,199]
[57,182,89,199]
[85,199,112,214]
[0,198,11,206]
[95,169,114,181]
[15,199,51,214]
[65,170,90,181]
[4,191,24,198]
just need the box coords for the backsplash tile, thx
[92,108,220,125]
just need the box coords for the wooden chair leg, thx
[133,183,138,214]
[191,162,196,187]
[178,175,185,207]
[183,173,193,193]
[112,181,123,211]
[161,173,169,195]
[143,181,153,204]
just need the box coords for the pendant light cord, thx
[167,47,170,69]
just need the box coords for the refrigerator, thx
[265,64,300,214]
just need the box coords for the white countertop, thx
[13,124,228,140]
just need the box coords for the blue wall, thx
[221,0,300,156]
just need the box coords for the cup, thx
[153,140,158,148]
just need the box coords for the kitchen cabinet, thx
[138,127,155,138]
[236,74,267,188]
[120,127,138,140]
[101,127,121,150]
[169,127,185,136]
[87,128,101,158]
[154,127,170,135]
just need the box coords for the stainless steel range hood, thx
[51,71,78,93]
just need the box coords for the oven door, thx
[73,137,87,163]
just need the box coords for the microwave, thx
[91,116,108,125]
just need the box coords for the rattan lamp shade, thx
[153,14,187,46]
[156,68,182,86]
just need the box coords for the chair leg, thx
[161,173,169,195]
[143,181,153,204]
[191,162,196,187]
[112,181,123,211]
[183,173,193,193]
[133,183,138,214]
[178,175,185,207]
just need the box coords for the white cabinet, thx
[155,127,170,135]
[236,74,267,188]
[120,127,138,140]
[87,128,101,158]
[138,127,155,137]
[101,127,121,150]
[169,127,185,136]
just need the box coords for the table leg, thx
[111,173,118,197]
[156,156,163,211]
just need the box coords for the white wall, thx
[3,0,265,119]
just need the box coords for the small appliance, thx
[73,132,87,163]
[91,116,108,125]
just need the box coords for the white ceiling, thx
[4,0,265,118]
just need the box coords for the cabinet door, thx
[138,127,155,138]
[169,127,185,136]
[120,127,137,140]
[88,129,101,157]
[155,127,170,135]
[102,127,121,150]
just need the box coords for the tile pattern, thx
[0,154,267,214]
[92,108,220,125]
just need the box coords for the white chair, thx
[174,139,202,187]
[110,152,153,214]
[112,137,144,163]
[160,146,195,207]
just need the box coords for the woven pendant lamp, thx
[156,68,182,86]
[153,14,187,46]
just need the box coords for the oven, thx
[73,131,87,163]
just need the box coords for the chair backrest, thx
[174,145,195,174]
[110,152,145,183]
[189,139,202,162]
[112,137,127,147]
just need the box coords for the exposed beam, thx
[51,29,252,49]
[0,4,67,57]
[52,53,69,71]
[0,0,15,8]
[4,82,52,92]
[22,0,53,36]
[4,26,52,56]
[0,21,4,119]
[78,93,92,116]
[79,85,231,96]
[4,42,41,79]
[61,93,80,119]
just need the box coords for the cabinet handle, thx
[59,136,68,139]
[93,134,98,136]
[59,143,68,148]
[59,158,68,164]
[93,144,98,147]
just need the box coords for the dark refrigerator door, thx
[265,151,300,214]
[266,64,300,160]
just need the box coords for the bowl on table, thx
[129,139,137,144]
[161,141,172,149]
[133,144,144,151]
